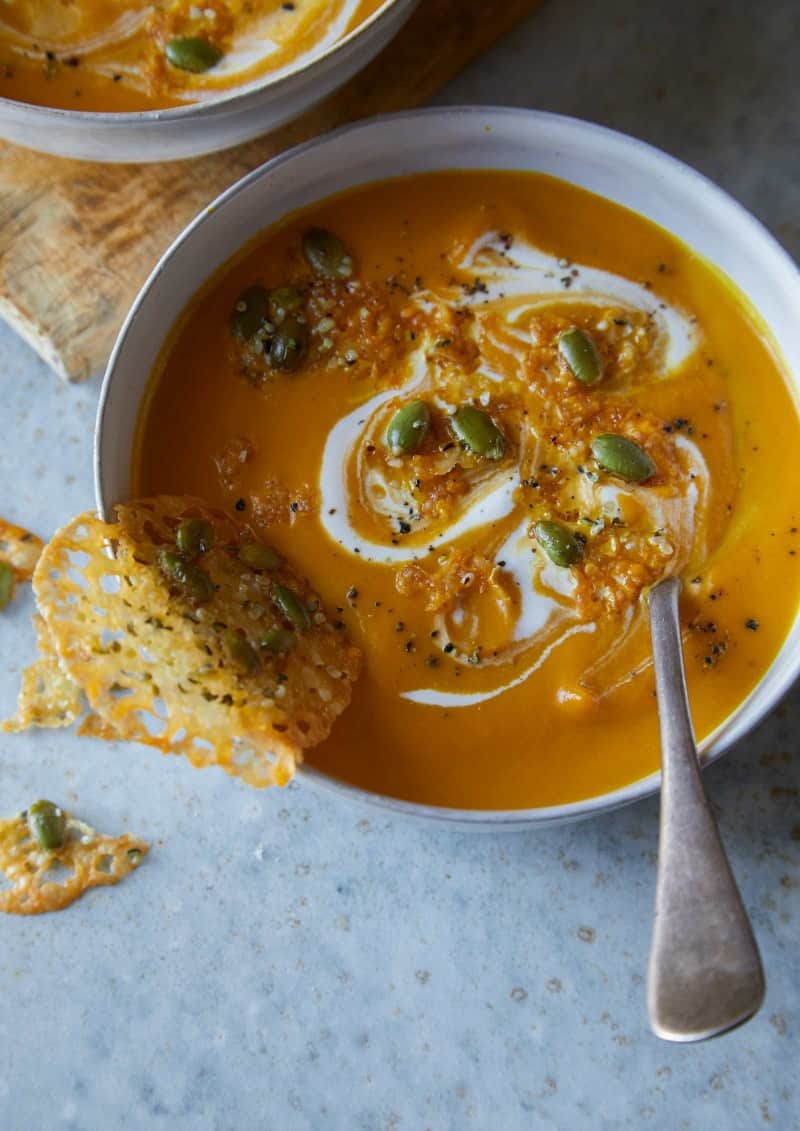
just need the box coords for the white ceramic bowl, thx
[0,0,416,162]
[95,107,800,828]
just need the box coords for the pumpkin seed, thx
[260,627,295,654]
[231,285,269,341]
[268,286,304,323]
[223,630,260,674]
[269,316,308,371]
[27,800,66,852]
[0,560,14,610]
[175,518,214,560]
[558,327,602,385]
[158,550,215,601]
[127,847,143,865]
[272,583,310,629]
[239,543,282,571]
[591,433,656,482]
[386,400,431,455]
[165,37,223,73]
[452,405,506,459]
[302,228,354,279]
[534,520,584,567]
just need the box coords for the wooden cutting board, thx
[0,0,542,382]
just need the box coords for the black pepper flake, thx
[290,501,299,513]
[235,498,246,511]
[745,618,760,631]
[346,587,358,601]
[404,639,415,653]
[443,642,455,654]
[395,621,405,632]
[398,521,411,535]
[426,655,439,668]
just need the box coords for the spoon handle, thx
[647,577,765,1042]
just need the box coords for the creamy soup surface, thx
[135,172,800,809]
[0,1,383,111]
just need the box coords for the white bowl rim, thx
[0,0,403,124]
[95,104,800,828]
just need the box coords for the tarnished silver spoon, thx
[647,577,765,1042]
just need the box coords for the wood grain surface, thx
[0,0,542,382]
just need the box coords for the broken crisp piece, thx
[2,614,84,733]
[0,516,43,610]
[0,801,147,915]
[0,517,43,580]
[32,496,361,787]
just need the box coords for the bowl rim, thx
[0,0,406,125]
[95,104,800,828]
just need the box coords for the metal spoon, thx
[647,577,765,1042]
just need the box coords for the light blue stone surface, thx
[0,2,798,1128]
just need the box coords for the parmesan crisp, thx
[0,807,147,916]
[29,496,361,788]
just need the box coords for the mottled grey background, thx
[0,1,798,1128]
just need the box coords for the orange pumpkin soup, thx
[134,171,800,809]
[0,1,384,112]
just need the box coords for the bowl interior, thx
[0,0,409,122]
[96,107,800,826]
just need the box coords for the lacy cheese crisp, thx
[0,802,147,916]
[28,496,361,788]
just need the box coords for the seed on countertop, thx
[534,520,584,567]
[386,400,431,455]
[452,405,506,459]
[27,800,66,852]
[558,327,603,385]
[591,434,656,482]
[0,560,15,610]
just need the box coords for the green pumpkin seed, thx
[175,518,214,560]
[158,550,215,601]
[386,400,431,455]
[239,543,282,571]
[27,799,66,852]
[259,627,295,654]
[591,433,656,482]
[452,405,506,460]
[269,317,308,371]
[558,327,603,385]
[534,520,584,567]
[268,286,304,323]
[272,583,310,629]
[231,285,269,341]
[165,37,223,73]
[302,228,354,279]
[127,847,143,865]
[223,630,260,674]
[0,560,14,611]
